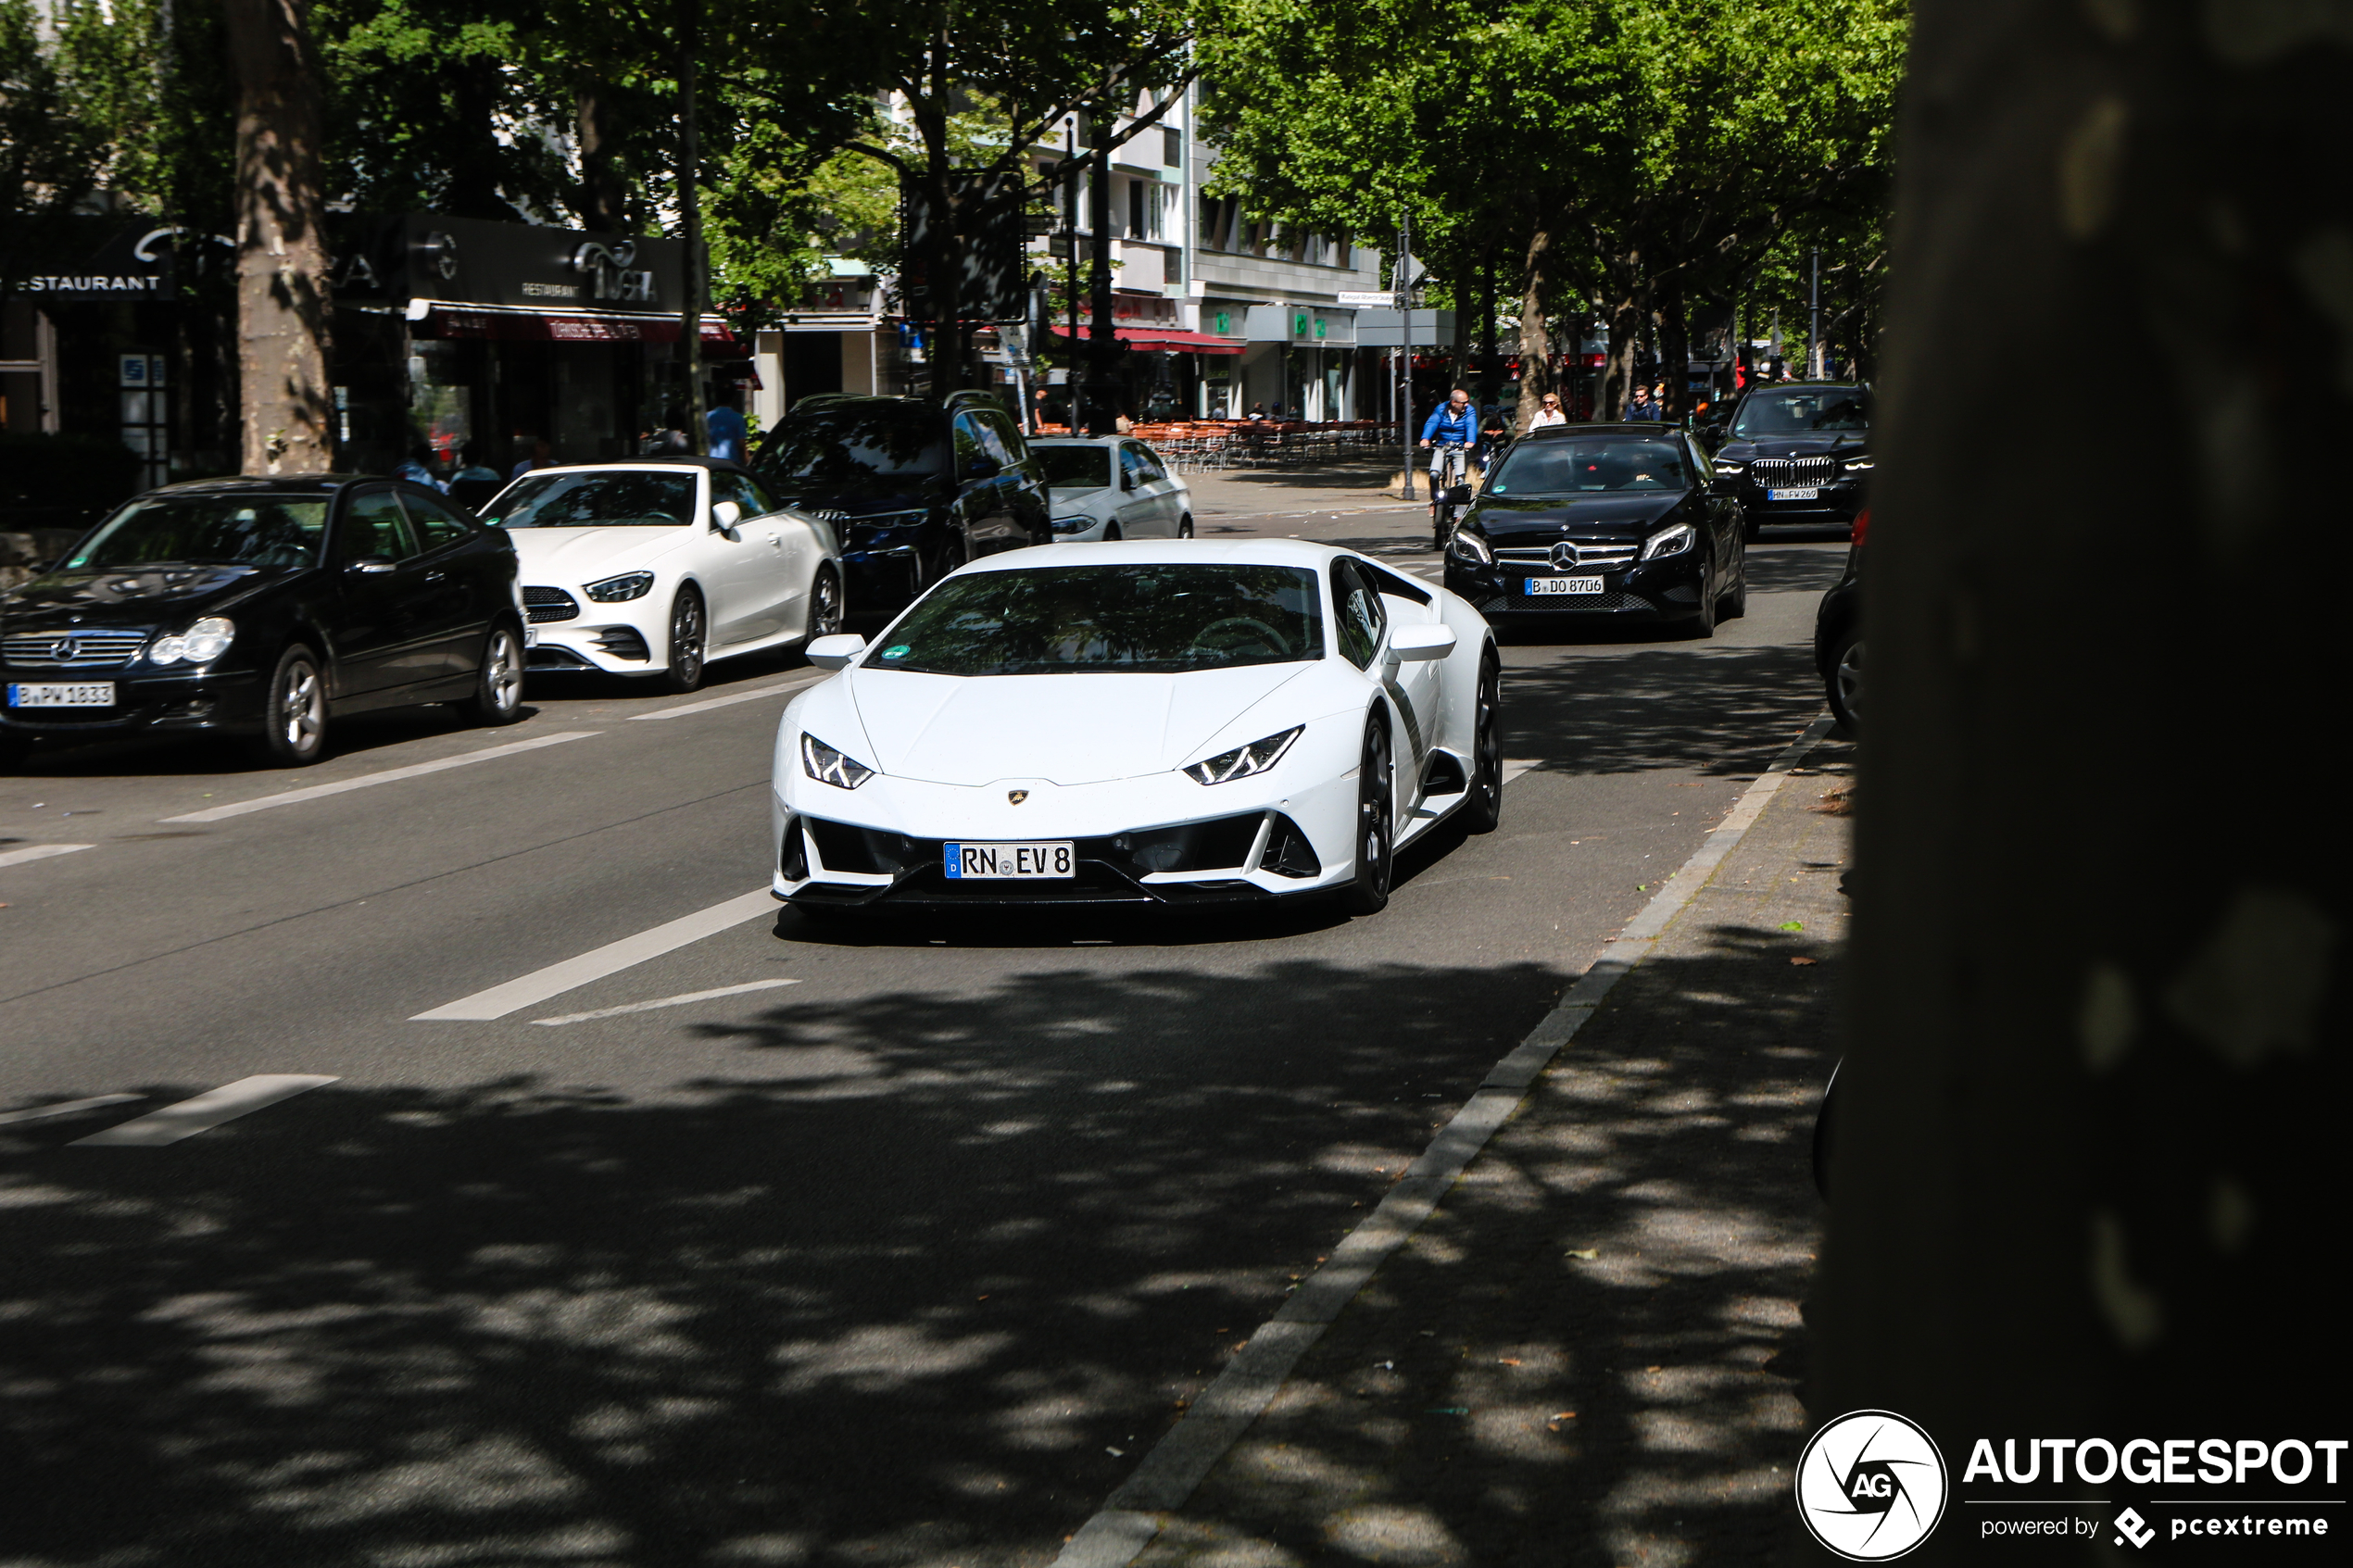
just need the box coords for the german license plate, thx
[1526,576,1604,596]
[943,840,1075,879]
[6,682,115,708]
[1768,487,1820,501]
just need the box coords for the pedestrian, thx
[509,435,554,481]
[1114,408,1135,435]
[646,408,693,455]
[1625,384,1665,421]
[447,441,504,509]
[395,443,445,491]
[1248,402,1268,422]
[706,394,749,463]
[1529,391,1567,429]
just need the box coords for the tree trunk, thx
[1816,0,2349,1518]
[1599,270,1644,423]
[575,85,627,232]
[1512,226,1554,435]
[447,55,504,220]
[1656,279,1689,419]
[1475,246,1498,412]
[222,0,333,475]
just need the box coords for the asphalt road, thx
[0,486,1849,1568]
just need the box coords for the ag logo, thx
[1795,1409,1948,1561]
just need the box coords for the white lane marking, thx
[161,732,601,823]
[626,674,824,721]
[1501,758,1541,786]
[1051,712,1838,1567]
[413,887,777,1021]
[68,1074,337,1148]
[532,976,802,1025]
[0,1092,145,1126]
[0,842,95,870]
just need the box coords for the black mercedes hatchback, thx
[1705,383,1872,538]
[752,393,1050,614]
[1,475,523,769]
[1441,424,1747,636]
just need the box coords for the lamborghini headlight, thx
[1184,725,1302,785]
[800,733,875,789]
[1640,522,1696,561]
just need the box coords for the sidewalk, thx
[1126,735,1855,1567]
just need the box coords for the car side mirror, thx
[1387,623,1456,663]
[711,499,744,531]
[805,633,867,671]
[1119,470,1137,492]
[1446,483,1474,506]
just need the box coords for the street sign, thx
[1043,234,1072,259]
[1336,291,1390,307]
[1025,213,1059,235]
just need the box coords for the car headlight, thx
[800,733,876,789]
[1640,522,1696,561]
[1183,725,1302,785]
[1712,459,1745,475]
[1446,527,1492,565]
[585,571,655,602]
[148,615,234,665]
[849,508,929,535]
[1051,512,1100,535]
[1841,457,1874,472]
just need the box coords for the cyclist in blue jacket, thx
[1419,387,1478,544]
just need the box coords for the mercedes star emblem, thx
[1007,790,1029,805]
[1550,542,1580,569]
[50,637,79,661]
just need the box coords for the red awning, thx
[415,304,743,352]
[1049,324,1246,356]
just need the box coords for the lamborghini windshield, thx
[867,564,1325,676]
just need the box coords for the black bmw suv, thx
[753,392,1051,613]
[2,476,523,768]
[1441,424,1747,636]
[1705,383,1872,539]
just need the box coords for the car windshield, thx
[1485,439,1692,495]
[65,495,328,569]
[758,407,947,483]
[867,564,1325,676]
[488,470,698,527]
[1034,445,1114,489]
[1730,389,1871,437]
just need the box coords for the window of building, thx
[1163,127,1183,168]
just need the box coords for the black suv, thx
[2,475,523,767]
[1704,383,1871,539]
[752,392,1051,612]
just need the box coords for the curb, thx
[1051,711,1840,1566]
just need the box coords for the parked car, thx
[751,392,1051,614]
[772,541,1501,917]
[1813,506,1867,731]
[1029,435,1194,541]
[480,458,843,694]
[0,475,522,768]
[1704,383,1872,540]
[1440,424,1746,636]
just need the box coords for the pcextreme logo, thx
[1796,1410,1951,1561]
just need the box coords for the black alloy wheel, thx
[1178,514,1194,539]
[661,587,708,694]
[805,566,844,644]
[255,643,327,767]
[460,622,526,725]
[1339,720,1394,916]
[1682,555,1718,639]
[1460,650,1504,834]
[1826,627,1863,732]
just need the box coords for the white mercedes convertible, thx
[769,540,1501,915]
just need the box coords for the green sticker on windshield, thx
[881,645,911,659]
[1491,485,1506,494]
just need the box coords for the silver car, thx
[1030,436,1194,542]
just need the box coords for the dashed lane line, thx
[0,843,95,870]
[68,1074,337,1148]
[533,976,802,1025]
[0,1093,145,1126]
[412,887,776,1022]
[625,673,824,721]
[160,731,601,823]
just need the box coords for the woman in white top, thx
[1529,392,1568,428]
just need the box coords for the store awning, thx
[1048,324,1246,356]
[413,303,743,352]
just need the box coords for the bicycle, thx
[1429,440,1470,549]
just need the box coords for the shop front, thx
[331,214,739,475]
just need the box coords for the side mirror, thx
[711,499,744,531]
[1387,623,1457,663]
[804,633,867,671]
[1446,483,1474,506]
[1119,470,1137,492]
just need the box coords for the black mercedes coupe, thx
[1,475,524,768]
[1441,424,1748,636]
[1703,383,1872,539]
